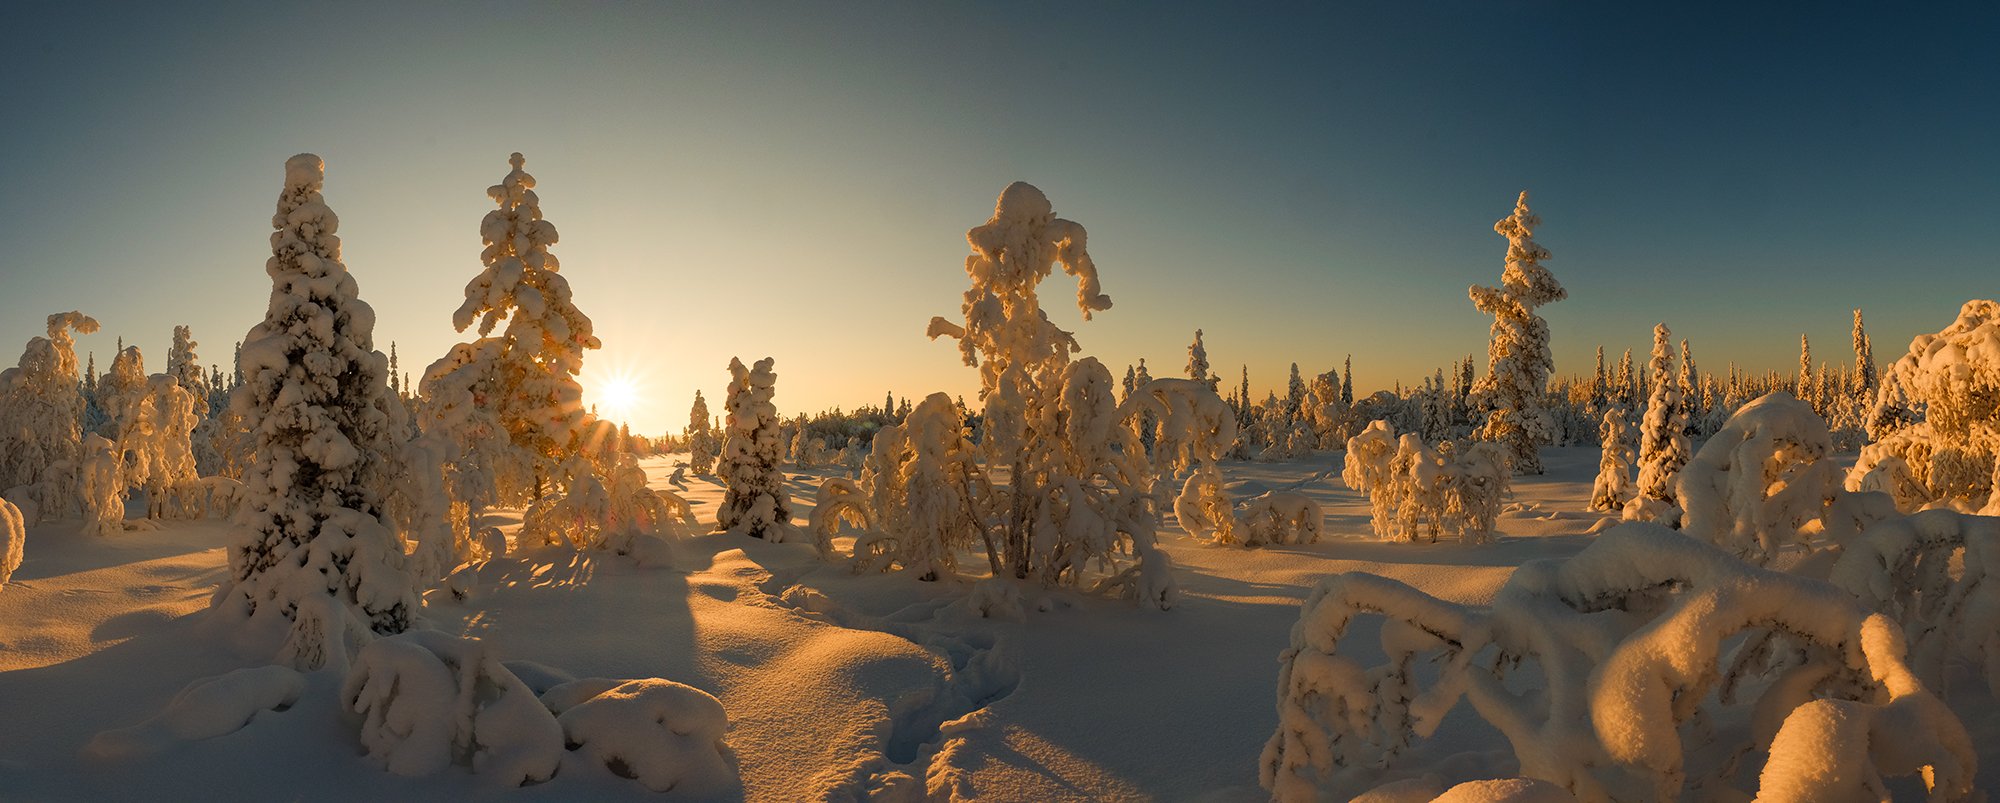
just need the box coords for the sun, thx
[590,373,640,422]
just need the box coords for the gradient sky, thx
[3,2,1996,435]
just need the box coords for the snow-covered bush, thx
[1174,461,1239,543]
[1239,491,1323,546]
[1677,392,1842,564]
[717,357,794,540]
[1829,509,2000,698]
[0,496,22,587]
[927,182,1175,603]
[1624,324,1689,524]
[1859,299,2000,508]
[1261,522,1975,802]
[849,392,990,579]
[1468,191,1565,475]
[808,477,869,561]
[1588,409,1634,512]
[1127,377,1238,479]
[219,154,416,669]
[344,630,565,783]
[1343,420,1400,538]
[78,434,123,537]
[344,630,732,791]
[1344,421,1508,544]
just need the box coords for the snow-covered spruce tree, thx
[0,496,20,587]
[220,154,415,669]
[166,325,209,419]
[1852,308,1876,397]
[1468,191,1565,475]
[1624,323,1689,524]
[926,182,1174,605]
[433,152,600,506]
[1186,328,1215,390]
[685,390,718,476]
[716,357,792,539]
[1261,523,1976,802]
[0,311,99,514]
[1855,300,2000,509]
[1588,408,1635,512]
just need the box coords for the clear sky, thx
[2,2,1995,435]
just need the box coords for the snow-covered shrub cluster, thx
[1468,191,1565,475]
[1829,510,2000,699]
[849,392,989,579]
[217,154,416,669]
[1236,491,1324,547]
[1857,299,2000,510]
[1341,420,1510,544]
[717,356,794,539]
[1262,522,1975,802]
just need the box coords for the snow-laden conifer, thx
[1588,409,1635,512]
[716,357,792,539]
[220,154,415,669]
[0,311,99,512]
[685,391,718,476]
[431,152,601,504]
[1625,323,1690,524]
[1468,191,1565,475]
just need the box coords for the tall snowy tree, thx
[1797,334,1812,397]
[717,357,792,539]
[429,152,601,504]
[1852,308,1876,397]
[1340,355,1353,406]
[166,325,209,418]
[221,154,414,669]
[1625,323,1690,524]
[1187,329,1215,390]
[686,390,718,476]
[1285,363,1305,419]
[0,312,99,494]
[1469,191,1567,474]
[925,182,1173,603]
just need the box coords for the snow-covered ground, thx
[2,447,1993,800]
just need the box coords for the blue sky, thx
[2,2,1994,434]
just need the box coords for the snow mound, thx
[82,665,305,760]
[1434,777,1577,803]
[547,677,734,794]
